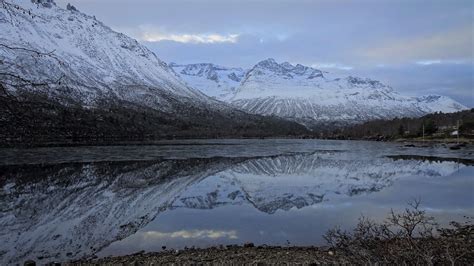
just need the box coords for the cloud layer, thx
[360,27,473,63]
[142,33,239,44]
[128,26,240,43]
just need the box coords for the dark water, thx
[0,140,473,264]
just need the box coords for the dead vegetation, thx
[324,199,473,265]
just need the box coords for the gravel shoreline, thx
[66,245,351,265]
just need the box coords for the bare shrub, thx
[324,199,473,264]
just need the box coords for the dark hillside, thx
[322,109,474,140]
[0,88,310,147]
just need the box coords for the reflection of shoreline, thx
[387,155,474,166]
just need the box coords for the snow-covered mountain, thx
[0,0,211,110]
[0,1,309,141]
[174,59,467,129]
[1,1,465,133]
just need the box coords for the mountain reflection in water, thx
[0,141,472,264]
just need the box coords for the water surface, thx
[0,139,472,264]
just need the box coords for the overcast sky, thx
[56,0,473,106]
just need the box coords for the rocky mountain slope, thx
[0,1,308,145]
[1,0,206,108]
[173,59,467,129]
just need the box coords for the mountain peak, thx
[256,58,279,69]
[346,76,388,90]
[31,0,57,8]
[281,62,294,69]
[169,63,246,100]
[250,59,324,80]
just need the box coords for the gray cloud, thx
[359,27,473,64]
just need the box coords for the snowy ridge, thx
[173,59,467,128]
[170,63,245,101]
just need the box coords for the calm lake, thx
[1,139,473,264]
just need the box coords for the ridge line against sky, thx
[56,0,473,106]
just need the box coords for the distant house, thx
[439,125,457,130]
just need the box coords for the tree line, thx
[322,109,474,140]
